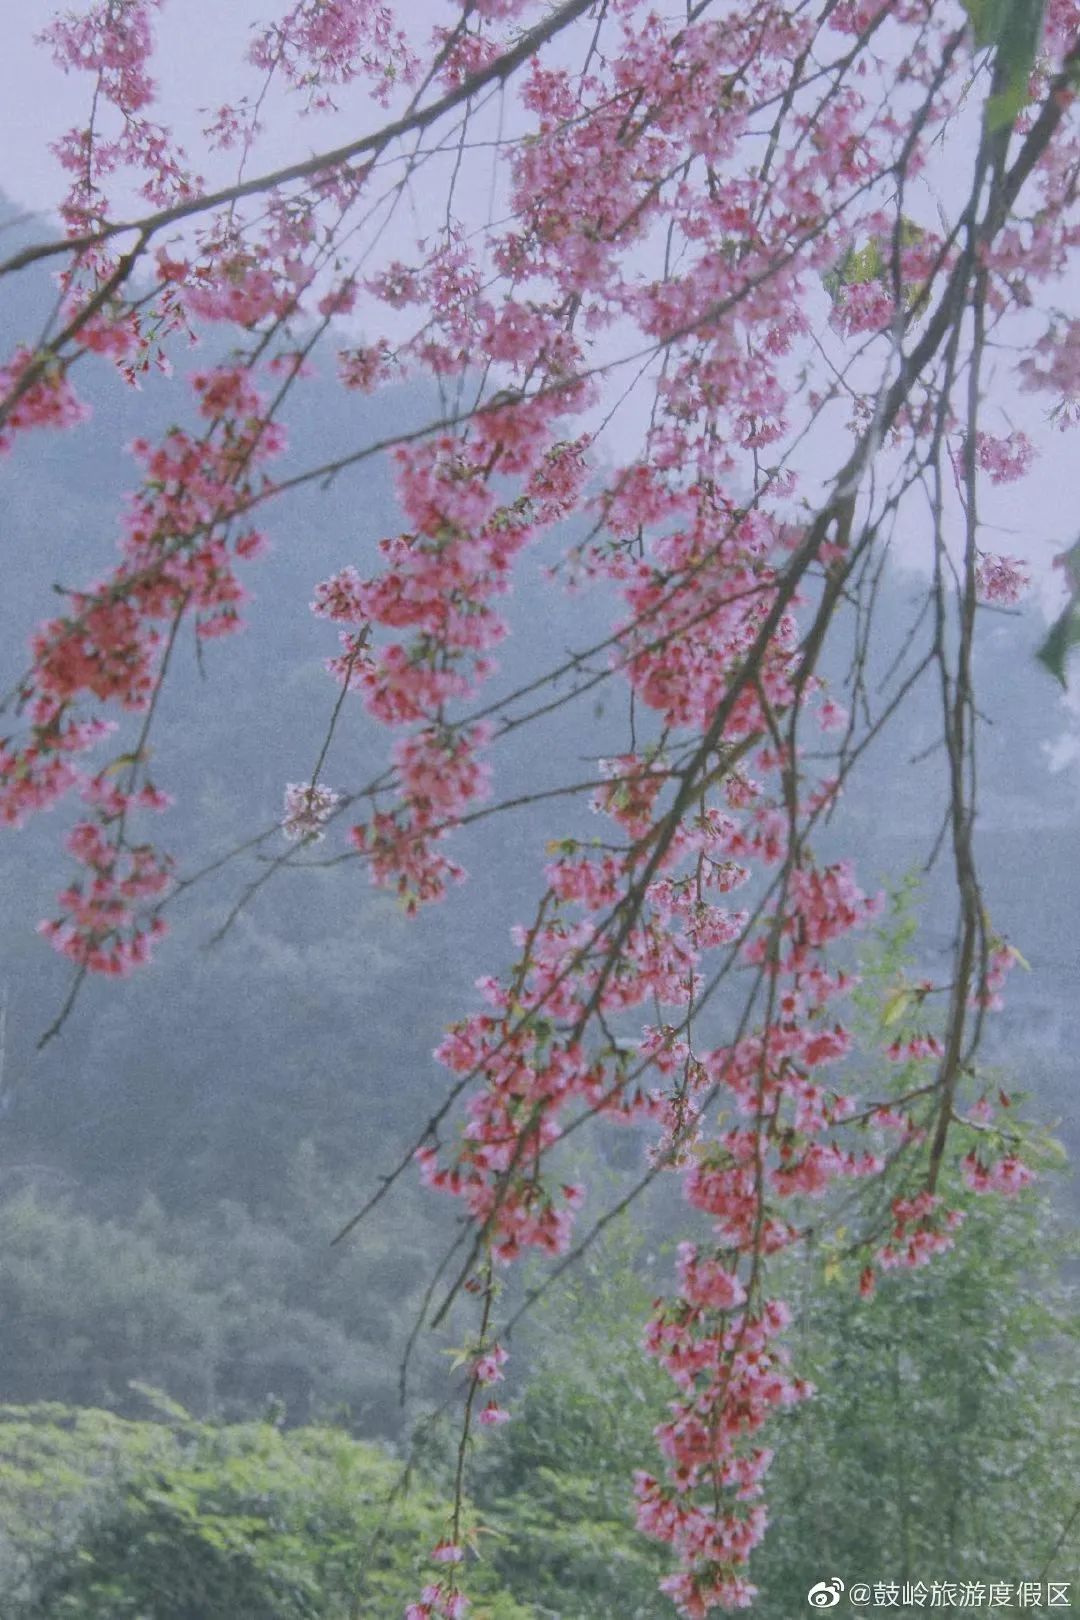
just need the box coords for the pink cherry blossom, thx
[975,553,1031,606]
[282,782,341,842]
[974,430,1037,486]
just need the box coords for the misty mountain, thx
[0,196,1076,1431]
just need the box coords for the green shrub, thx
[0,1402,531,1620]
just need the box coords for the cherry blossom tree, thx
[1,0,1077,1613]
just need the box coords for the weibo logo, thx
[807,1578,846,1608]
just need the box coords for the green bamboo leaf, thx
[961,0,1012,48]
[962,0,1046,130]
[1036,597,1080,688]
[1056,535,1080,591]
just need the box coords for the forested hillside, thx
[0,195,1076,1443]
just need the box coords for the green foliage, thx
[471,1226,672,1620]
[471,1191,1078,1618]
[1037,540,1080,687]
[822,238,886,302]
[821,219,926,309]
[0,1150,451,1435]
[962,0,1047,131]
[848,877,1068,1203]
[0,1192,221,1414]
[0,1403,179,1606]
[754,1193,1080,1607]
[0,1404,532,1620]
[1037,598,1080,687]
[2,1183,1074,1619]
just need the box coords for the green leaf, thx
[845,238,886,286]
[882,986,914,1027]
[961,0,1012,48]
[981,0,1047,131]
[1036,597,1080,688]
[103,750,148,776]
[1056,535,1080,591]
[986,80,1029,132]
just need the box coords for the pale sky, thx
[0,0,462,222]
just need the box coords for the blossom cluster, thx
[975,553,1031,606]
[282,781,341,842]
[2,362,286,964]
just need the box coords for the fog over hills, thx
[0,199,1076,1432]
